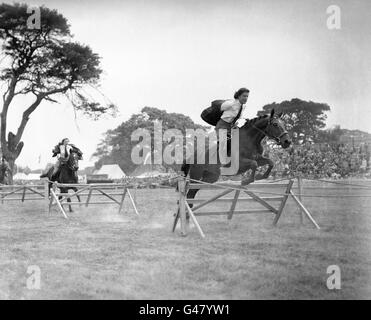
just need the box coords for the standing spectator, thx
[360,156,367,173]
[0,157,12,184]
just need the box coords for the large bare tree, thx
[0,3,115,183]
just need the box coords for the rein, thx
[251,122,288,145]
[61,153,78,171]
[223,118,288,145]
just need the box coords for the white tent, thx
[24,173,41,181]
[94,164,126,180]
[13,172,28,180]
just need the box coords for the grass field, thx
[1,180,371,299]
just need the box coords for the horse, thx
[40,151,81,212]
[181,109,292,204]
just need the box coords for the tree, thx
[93,107,207,174]
[257,98,330,144]
[0,3,116,183]
[316,125,343,144]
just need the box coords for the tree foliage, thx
[0,3,116,183]
[257,98,330,143]
[93,107,207,174]
[316,125,343,144]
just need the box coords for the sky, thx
[1,0,371,169]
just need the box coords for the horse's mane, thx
[242,114,269,129]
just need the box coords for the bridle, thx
[251,119,288,145]
[61,152,79,171]
[224,118,288,145]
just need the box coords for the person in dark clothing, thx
[50,138,83,179]
[0,157,11,184]
[215,88,250,157]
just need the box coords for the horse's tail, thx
[40,167,52,179]
[40,172,48,178]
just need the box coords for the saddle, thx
[60,157,69,165]
[51,157,78,180]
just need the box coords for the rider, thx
[215,88,250,157]
[51,138,83,179]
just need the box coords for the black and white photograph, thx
[0,0,371,305]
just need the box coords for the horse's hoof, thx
[241,178,254,186]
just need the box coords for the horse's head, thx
[265,109,291,149]
[66,151,80,171]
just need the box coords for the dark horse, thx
[181,109,292,203]
[40,151,81,212]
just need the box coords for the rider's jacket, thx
[220,99,245,123]
[52,144,83,160]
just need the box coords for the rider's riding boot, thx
[220,140,232,168]
[51,169,60,180]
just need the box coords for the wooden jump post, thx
[0,183,47,205]
[49,182,139,219]
[173,177,319,238]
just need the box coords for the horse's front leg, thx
[255,157,274,180]
[58,193,70,213]
[48,183,52,197]
[72,187,81,205]
[61,188,73,213]
[67,196,73,213]
[241,159,258,186]
[186,188,199,210]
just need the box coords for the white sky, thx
[2,0,371,169]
